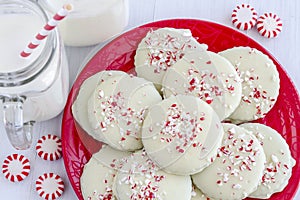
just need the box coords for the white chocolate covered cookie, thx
[219,47,280,121]
[72,70,127,144]
[192,123,266,200]
[80,145,130,200]
[114,150,192,200]
[142,95,224,175]
[240,123,296,199]
[135,28,207,90]
[87,71,162,151]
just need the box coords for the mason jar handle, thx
[2,96,34,150]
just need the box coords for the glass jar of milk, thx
[0,0,69,150]
[39,0,129,46]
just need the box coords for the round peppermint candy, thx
[232,4,258,30]
[36,134,62,161]
[2,154,30,182]
[36,173,65,200]
[257,12,283,38]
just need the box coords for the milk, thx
[40,0,129,46]
[0,13,69,122]
[0,14,45,73]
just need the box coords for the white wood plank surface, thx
[0,0,299,199]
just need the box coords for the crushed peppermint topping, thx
[261,154,289,186]
[262,162,279,186]
[215,127,261,186]
[251,129,265,146]
[232,184,242,189]
[144,29,196,74]
[271,154,279,163]
[158,103,204,153]
[220,72,241,96]
[88,186,114,200]
[94,90,146,142]
[118,152,165,200]
[186,68,223,105]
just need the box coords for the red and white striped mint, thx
[232,4,258,30]
[36,173,64,200]
[2,154,30,182]
[257,13,283,38]
[36,134,62,161]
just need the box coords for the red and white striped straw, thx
[20,4,73,58]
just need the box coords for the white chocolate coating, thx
[219,47,280,121]
[80,145,130,200]
[191,185,212,200]
[192,123,266,200]
[87,72,162,151]
[240,123,296,199]
[135,28,207,90]
[142,95,224,175]
[114,150,192,200]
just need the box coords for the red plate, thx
[61,19,300,200]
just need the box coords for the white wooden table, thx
[0,0,299,199]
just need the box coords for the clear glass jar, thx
[0,0,69,150]
[39,0,129,47]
